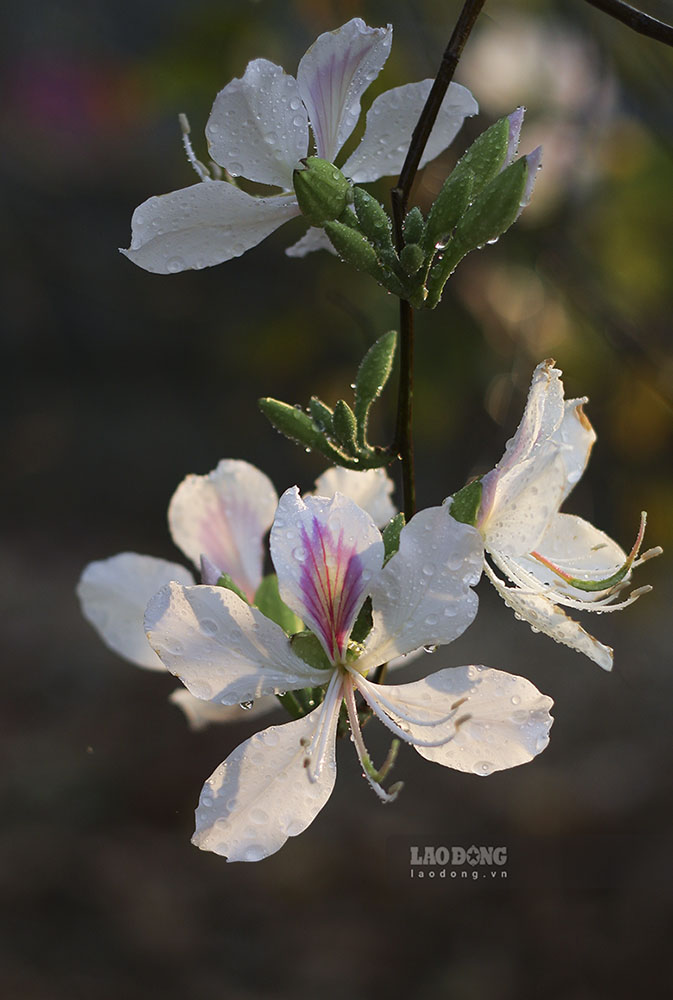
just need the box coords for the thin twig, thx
[391,0,486,520]
[582,0,673,47]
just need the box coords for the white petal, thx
[192,705,338,862]
[144,582,330,703]
[485,565,613,670]
[520,513,626,588]
[271,488,384,662]
[552,398,596,501]
[285,226,336,257]
[168,459,278,602]
[296,17,392,162]
[479,359,567,555]
[121,183,299,274]
[77,553,194,671]
[169,688,277,730]
[313,467,396,528]
[357,507,482,670]
[206,59,309,189]
[342,81,478,183]
[411,666,553,774]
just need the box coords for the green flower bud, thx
[400,243,425,275]
[293,157,352,226]
[352,187,393,249]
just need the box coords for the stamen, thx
[179,113,212,182]
[351,669,460,728]
[353,674,458,748]
[304,672,342,784]
[530,511,648,594]
[343,678,402,803]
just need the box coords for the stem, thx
[582,0,673,46]
[390,0,486,520]
[394,299,416,519]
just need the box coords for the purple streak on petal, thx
[299,516,366,661]
[506,107,525,166]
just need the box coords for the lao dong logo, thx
[409,844,508,879]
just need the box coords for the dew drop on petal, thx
[473,760,494,775]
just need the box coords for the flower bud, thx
[293,157,352,226]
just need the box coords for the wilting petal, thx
[519,513,627,589]
[313,467,396,528]
[412,666,553,774]
[206,59,309,189]
[342,81,478,184]
[168,459,278,602]
[121,183,300,274]
[145,582,329,703]
[296,17,392,162]
[192,705,338,862]
[285,226,336,257]
[552,398,596,501]
[77,553,194,670]
[485,564,613,670]
[169,688,277,730]
[271,488,384,662]
[357,507,482,671]
[478,359,565,527]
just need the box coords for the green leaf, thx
[254,574,303,634]
[382,512,405,564]
[353,330,397,445]
[448,479,483,526]
[290,630,333,670]
[352,187,394,249]
[333,399,358,454]
[215,573,248,603]
[293,157,352,226]
[350,596,373,643]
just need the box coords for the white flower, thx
[145,487,553,862]
[77,460,396,726]
[458,359,661,670]
[121,17,478,274]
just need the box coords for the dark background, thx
[2,1,673,997]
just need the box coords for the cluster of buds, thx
[292,109,541,308]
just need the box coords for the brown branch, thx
[583,0,673,46]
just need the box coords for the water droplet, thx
[511,695,521,705]
[424,613,438,626]
[422,564,435,577]
[239,700,254,711]
[166,257,185,273]
[293,547,307,562]
[473,760,493,775]
[243,844,267,862]
[200,618,218,636]
[250,808,268,825]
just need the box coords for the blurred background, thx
[2,0,673,996]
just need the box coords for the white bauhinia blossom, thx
[449,359,662,671]
[121,17,478,274]
[77,460,398,726]
[145,487,553,862]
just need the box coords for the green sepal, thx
[309,396,334,436]
[452,115,511,197]
[400,243,425,275]
[323,220,386,282]
[215,573,248,603]
[293,157,352,226]
[254,574,303,634]
[403,206,425,246]
[455,157,527,251]
[350,596,373,643]
[448,479,483,527]
[333,399,358,454]
[382,512,405,564]
[352,187,394,249]
[353,330,397,446]
[425,239,469,308]
[290,630,333,670]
